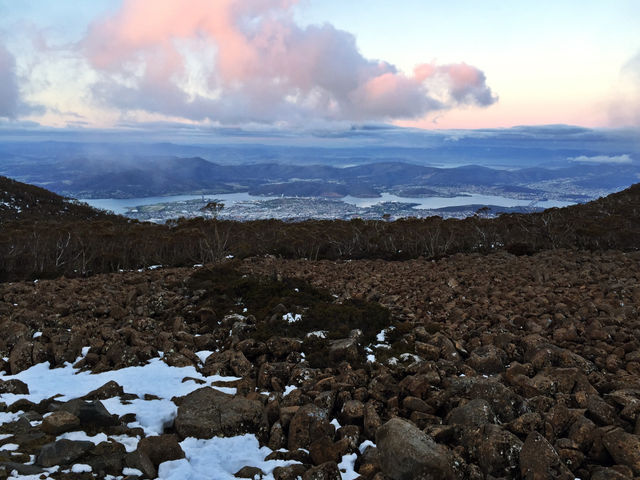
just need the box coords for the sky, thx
[0,0,638,131]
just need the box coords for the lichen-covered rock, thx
[174,387,264,439]
[519,431,574,480]
[288,404,333,451]
[36,439,93,467]
[376,417,455,480]
[602,428,640,475]
[40,411,80,435]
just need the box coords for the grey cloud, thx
[0,44,19,118]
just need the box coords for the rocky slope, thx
[1,249,639,479]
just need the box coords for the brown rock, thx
[328,338,359,364]
[402,396,432,414]
[235,466,264,479]
[0,379,29,395]
[363,401,382,439]
[137,434,185,467]
[267,337,302,358]
[309,436,349,465]
[36,439,94,467]
[288,404,333,450]
[302,461,341,480]
[467,345,507,374]
[462,424,522,478]
[125,450,156,479]
[590,467,632,480]
[273,464,307,480]
[9,340,33,374]
[174,387,264,439]
[519,431,574,480]
[602,427,640,475]
[56,399,119,427]
[447,399,497,427]
[40,411,80,435]
[340,400,364,426]
[84,441,126,476]
[268,421,286,451]
[376,417,454,480]
[507,412,543,436]
[82,381,125,400]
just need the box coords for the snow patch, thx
[282,313,302,324]
[158,435,298,480]
[58,431,108,445]
[282,385,296,397]
[306,330,327,338]
[71,464,92,473]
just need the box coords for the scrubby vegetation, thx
[188,263,391,367]
[1,175,640,282]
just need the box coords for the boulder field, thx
[0,248,639,479]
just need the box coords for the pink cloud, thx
[82,0,496,124]
[0,44,19,118]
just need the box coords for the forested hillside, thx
[1,176,639,282]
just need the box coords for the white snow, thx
[0,412,21,424]
[0,443,19,451]
[359,440,376,453]
[103,397,178,436]
[306,330,327,338]
[158,435,298,480]
[282,385,296,397]
[195,350,214,364]
[71,464,92,473]
[0,356,238,405]
[109,434,140,453]
[0,356,239,438]
[282,313,302,324]
[330,418,341,429]
[399,353,421,363]
[57,431,108,444]
[338,452,359,480]
[0,433,14,441]
[0,355,312,479]
[366,354,376,363]
[123,467,143,476]
[32,332,42,339]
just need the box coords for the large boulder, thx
[461,424,523,478]
[37,439,94,467]
[174,387,263,439]
[288,404,333,451]
[376,417,455,480]
[602,428,640,475]
[302,461,341,480]
[40,411,81,435]
[138,434,185,467]
[55,399,118,427]
[9,340,33,374]
[519,431,574,480]
[0,379,29,394]
[447,399,497,427]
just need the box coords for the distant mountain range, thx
[1,155,638,200]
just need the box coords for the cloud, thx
[0,44,20,118]
[609,50,640,127]
[623,51,640,80]
[81,0,496,124]
[569,154,632,164]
